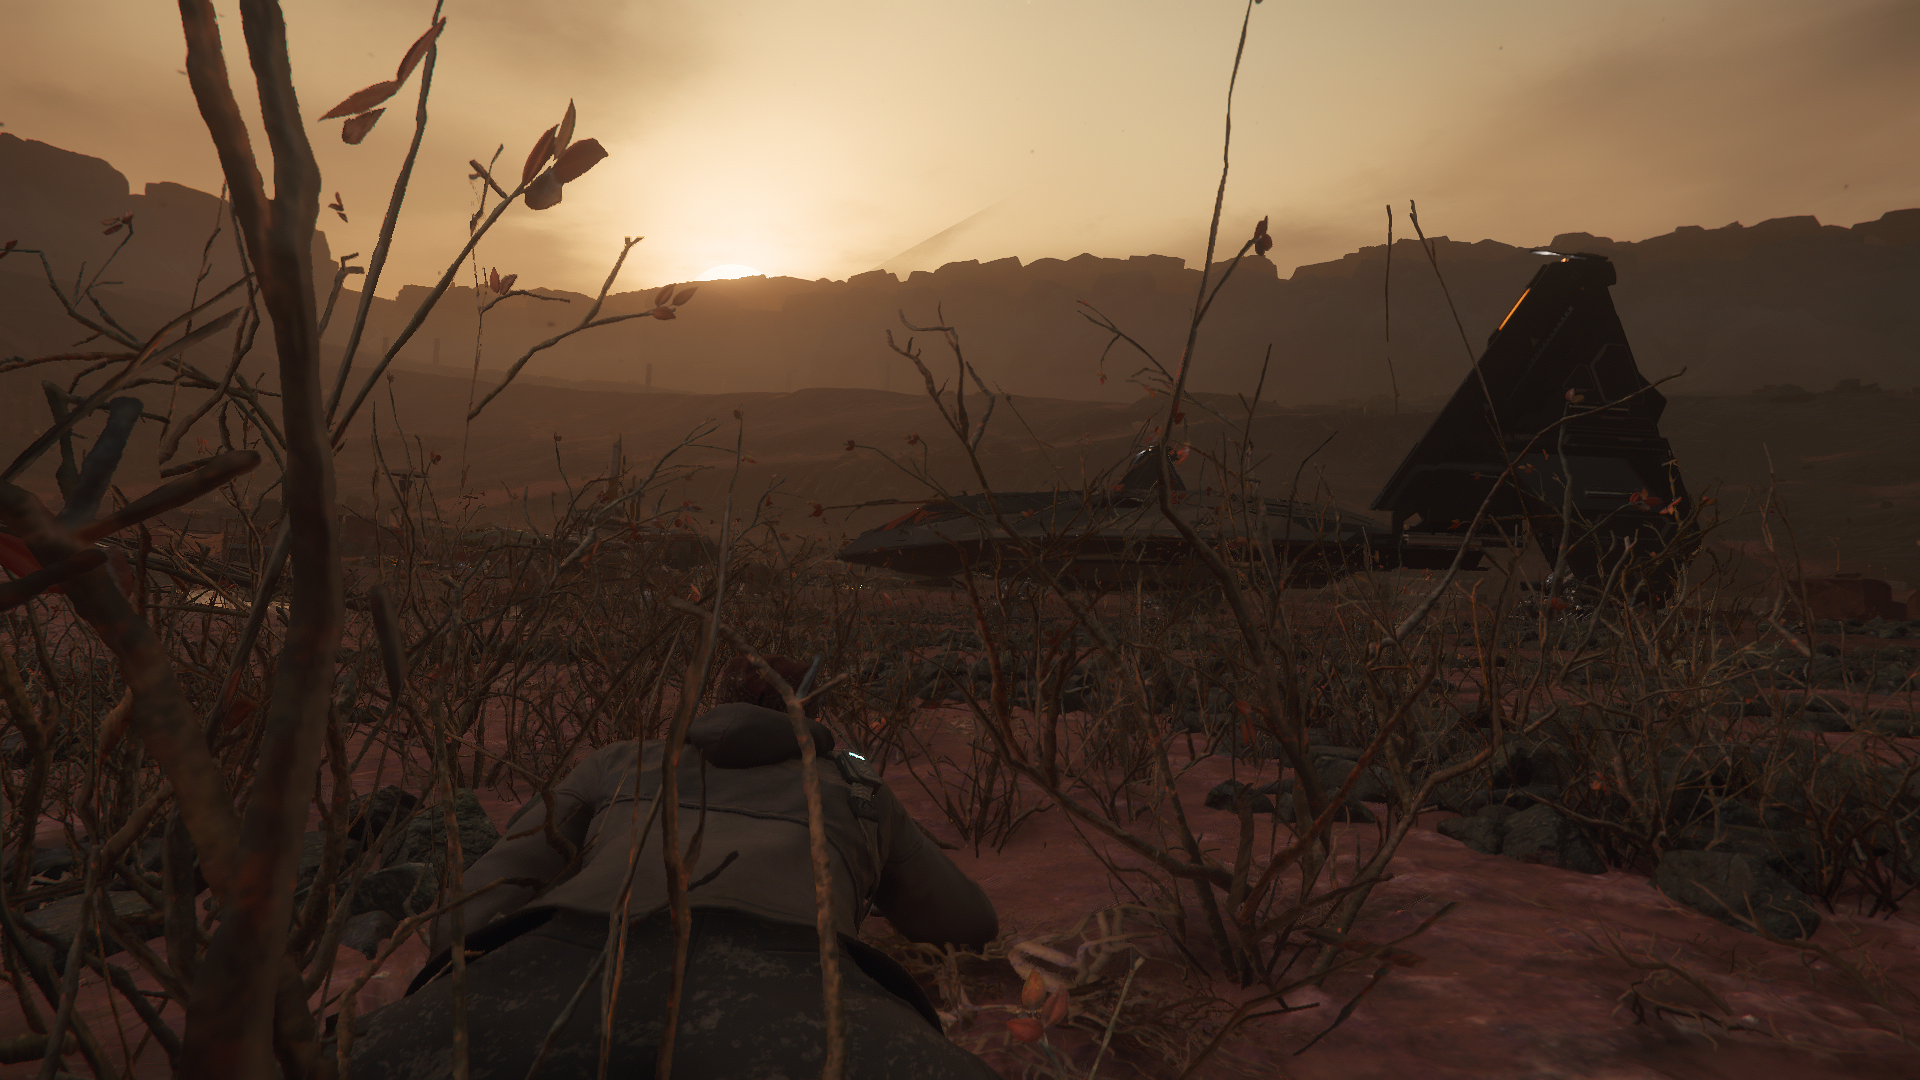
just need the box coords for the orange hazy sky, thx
[6,1,1915,296]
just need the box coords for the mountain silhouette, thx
[5,133,1915,408]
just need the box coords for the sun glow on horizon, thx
[695,264,763,281]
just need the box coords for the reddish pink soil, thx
[5,702,1918,1078]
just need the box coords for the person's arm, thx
[426,754,606,952]
[869,783,998,949]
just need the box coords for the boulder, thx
[349,862,437,921]
[1793,576,1903,621]
[1653,850,1820,940]
[29,846,74,880]
[1464,785,1561,814]
[1312,755,1394,805]
[1262,779,1377,824]
[1499,804,1605,874]
[1204,779,1274,815]
[339,909,400,959]
[1668,823,1816,890]
[348,785,419,846]
[1436,814,1504,855]
[295,830,363,895]
[382,788,501,872]
[25,891,163,969]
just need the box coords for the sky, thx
[5,0,1916,297]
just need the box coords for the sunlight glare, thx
[695,264,763,281]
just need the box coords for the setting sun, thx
[696,264,763,281]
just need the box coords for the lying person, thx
[346,658,1001,1079]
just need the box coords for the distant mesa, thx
[2,133,1917,409]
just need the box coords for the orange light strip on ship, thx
[1497,289,1530,331]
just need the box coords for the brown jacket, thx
[432,707,996,953]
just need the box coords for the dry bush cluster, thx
[2,3,1917,1079]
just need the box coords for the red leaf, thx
[394,18,446,84]
[672,287,698,306]
[810,502,825,517]
[525,169,564,210]
[320,79,401,120]
[522,126,558,186]
[1098,372,1106,385]
[498,273,518,293]
[101,222,124,235]
[843,440,856,452]
[342,109,386,145]
[551,138,607,184]
[905,433,920,446]
[655,284,677,306]
[1006,1017,1043,1043]
[489,267,501,293]
[650,306,676,320]
[1171,410,1185,424]
[1042,987,1070,1027]
[555,100,577,157]
[731,409,742,420]
[1020,970,1048,1009]
[0,239,14,261]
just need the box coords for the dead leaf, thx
[497,273,518,293]
[525,169,564,210]
[489,267,501,293]
[394,18,446,83]
[556,99,576,156]
[650,305,676,320]
[342,109,385,145]
[522,125,558,186]
[731,409,742,420]
[320,79,401,121]
[672,287,698,306]
[655,284,676,306]
[0,239,14,261]
[551,138,607,184]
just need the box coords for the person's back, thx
[347,693,1001,1079]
